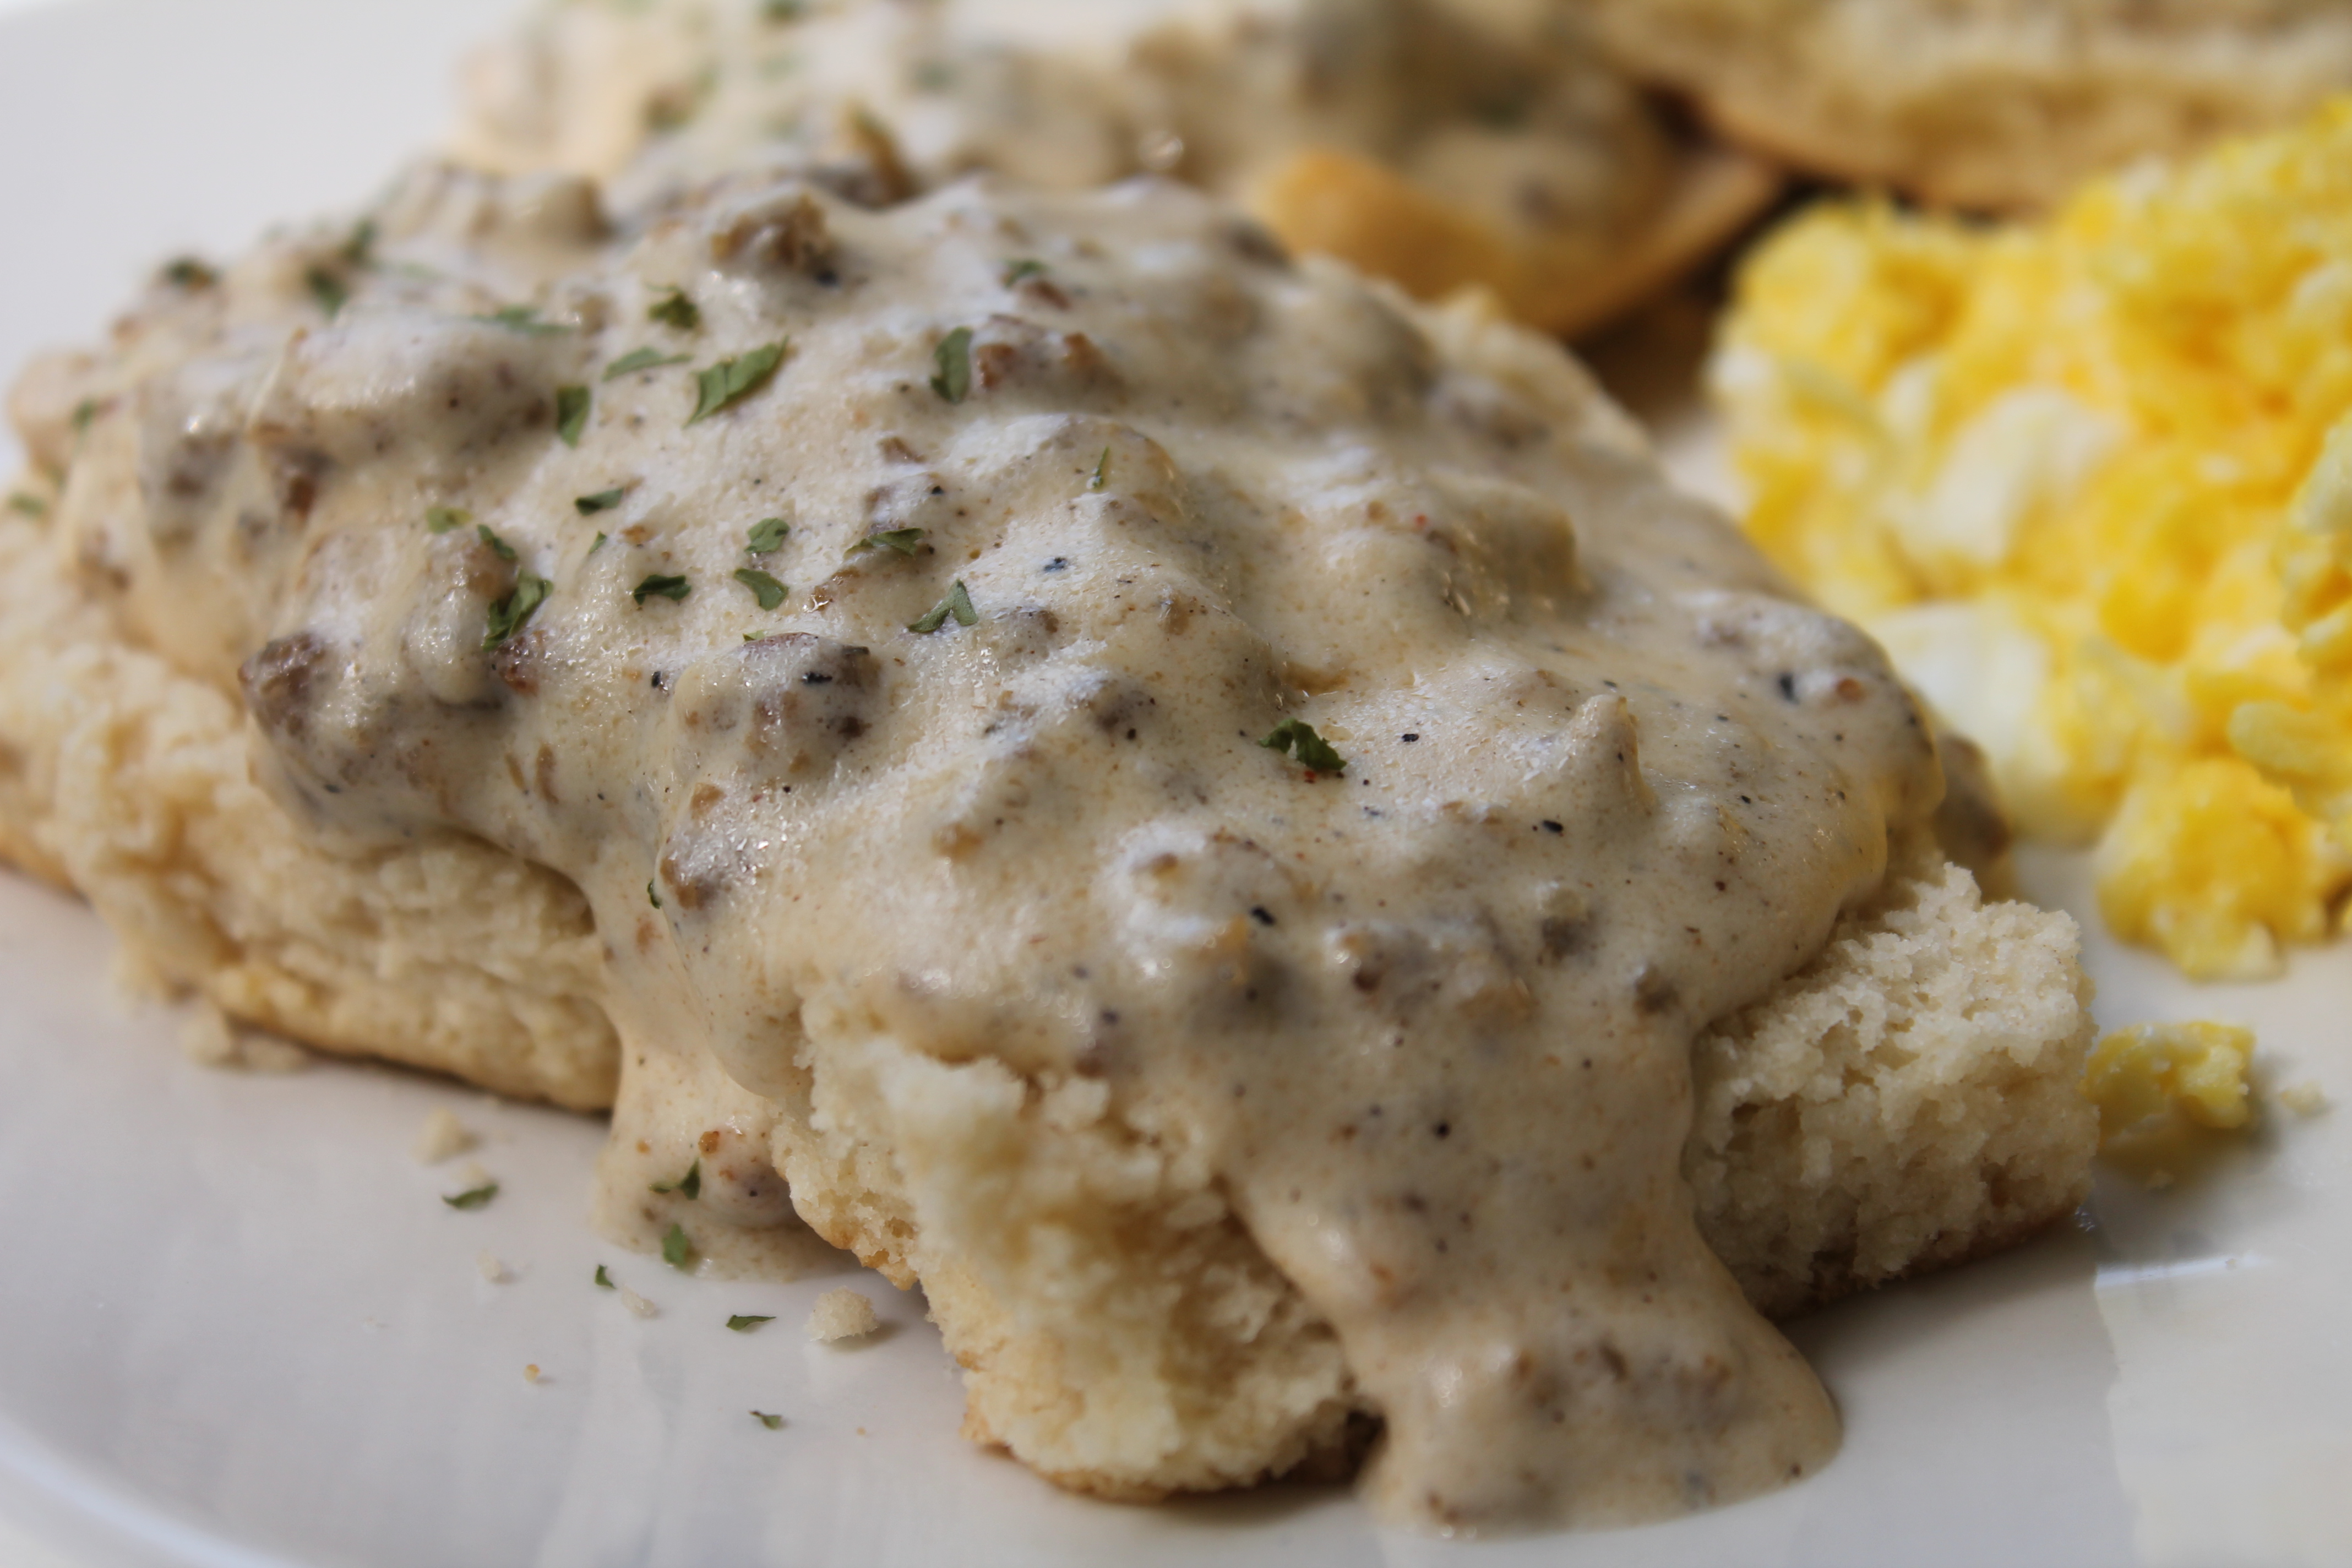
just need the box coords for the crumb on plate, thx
[807,1288,880,1344]
[2278,1080,2332,1115]
[414,1108,477,1164]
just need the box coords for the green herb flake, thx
[929,326,973,404]
[556,384,592,448]
[752,1411,786,1430]
[851,527,925,557]
[6,493,47,519]
[595,1265,616,1290]
[648,880,663,910]
[1261,718,1348,775]
[576,488,627,515]
[1090,448,1110,491]
[651,1159,703,1200]
[910,579,977,634]
[590,532,609,555]
[605,347,690,381]
[734,568,787,611]
[745,517,790,554]
[443,1183,499,1211]
[483,573,551,650]
[71,399,96,434]
[649,286,702,332]
[1001,258,1048,286]
[688,341,787,426]
[161,257,218,290]
[472,304,568,336]
[476,524,519,562]
[662,1222,694,1272]
[425,506,470,534]
[761,0,802,18]
[633,573,692,606]
[342,218,379,268]
[306,267,349,319]
[726,1315,776,1332]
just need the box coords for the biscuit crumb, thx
[807,1288,880,1343]
[181,1004,310,1074]
[524,1364,542,1384]
[414,1108,477,1164]
[476,1251,508,1284]
[619,1287,659,1320]
[2279,1081,2331,1115]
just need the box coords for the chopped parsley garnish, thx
[910,579,976,634]
[647,880,662,910]
[929,326,973,404]
[1090,448,1110,491]
[726,1315,775,1332]
[590,532,609,555]
[852,527,925,557]
[745,517,790,554]
[1261,718,1348,775]
[306,267,349,319]
[71,399,96,434]
[1001,258,1048,286]
[595,1265,616,1290]
[688,342,787,425]
[734,568,787,610]
[476,524,518,562]
[473,305,568,336]
[342,218,378,268]
[161,257,217,290]
[752,1411,785,1430]
[556,384,591,447]
[763,0,803,17]
[483,573,551,649]
[651,1159,703,1200]
[634,573,692,605]
[662,1222,694,1271]
[425,505,470,533]
[443,1183,498,1211]
[575,488,627,514]
[6,493,47,519]
[649,286,702,332]
[605,347,690,380]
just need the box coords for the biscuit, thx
[1588,0,2352,210]
[0,164,2095,1522]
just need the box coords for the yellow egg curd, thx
[1714,101,2352,979]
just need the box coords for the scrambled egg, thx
[2083,1021,2256,1144]
[1716,102,2352,978]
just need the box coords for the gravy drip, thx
[45,167,1945,1529]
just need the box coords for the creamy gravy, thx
[454,0,1671,271]
[33,166,1947,1529]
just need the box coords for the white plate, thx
[2,5,2348,1565]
